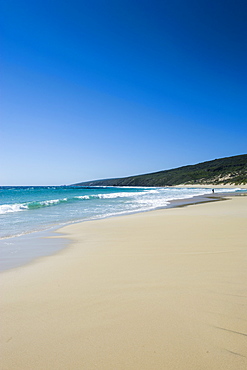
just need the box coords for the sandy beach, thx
[1,195,247,369]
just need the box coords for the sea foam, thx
[0,203,28,214]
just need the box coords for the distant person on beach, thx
[212,189,215,193]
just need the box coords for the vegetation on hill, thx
[75,154,247,187]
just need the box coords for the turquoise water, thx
[0,185,242,240]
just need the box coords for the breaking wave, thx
[0,192,137,215]
[0,198,68,214]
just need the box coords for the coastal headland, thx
[75,154,247,187]
[1,194,247,369]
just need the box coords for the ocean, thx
[0,185,242,240]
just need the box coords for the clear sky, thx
[1,0,246,185]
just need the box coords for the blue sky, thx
[1,0,246,185]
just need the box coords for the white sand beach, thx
[1,195,247,369]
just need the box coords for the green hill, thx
[75,154,247,187]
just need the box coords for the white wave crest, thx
[38,198,67,206]
[96,191,146,199]
[0,198,68,215]
[0,203,28,214]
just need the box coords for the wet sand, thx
[1,195,247,369]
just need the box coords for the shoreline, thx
[1,189,244,273]
[0,228,68,273]
[1,193,247,369]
